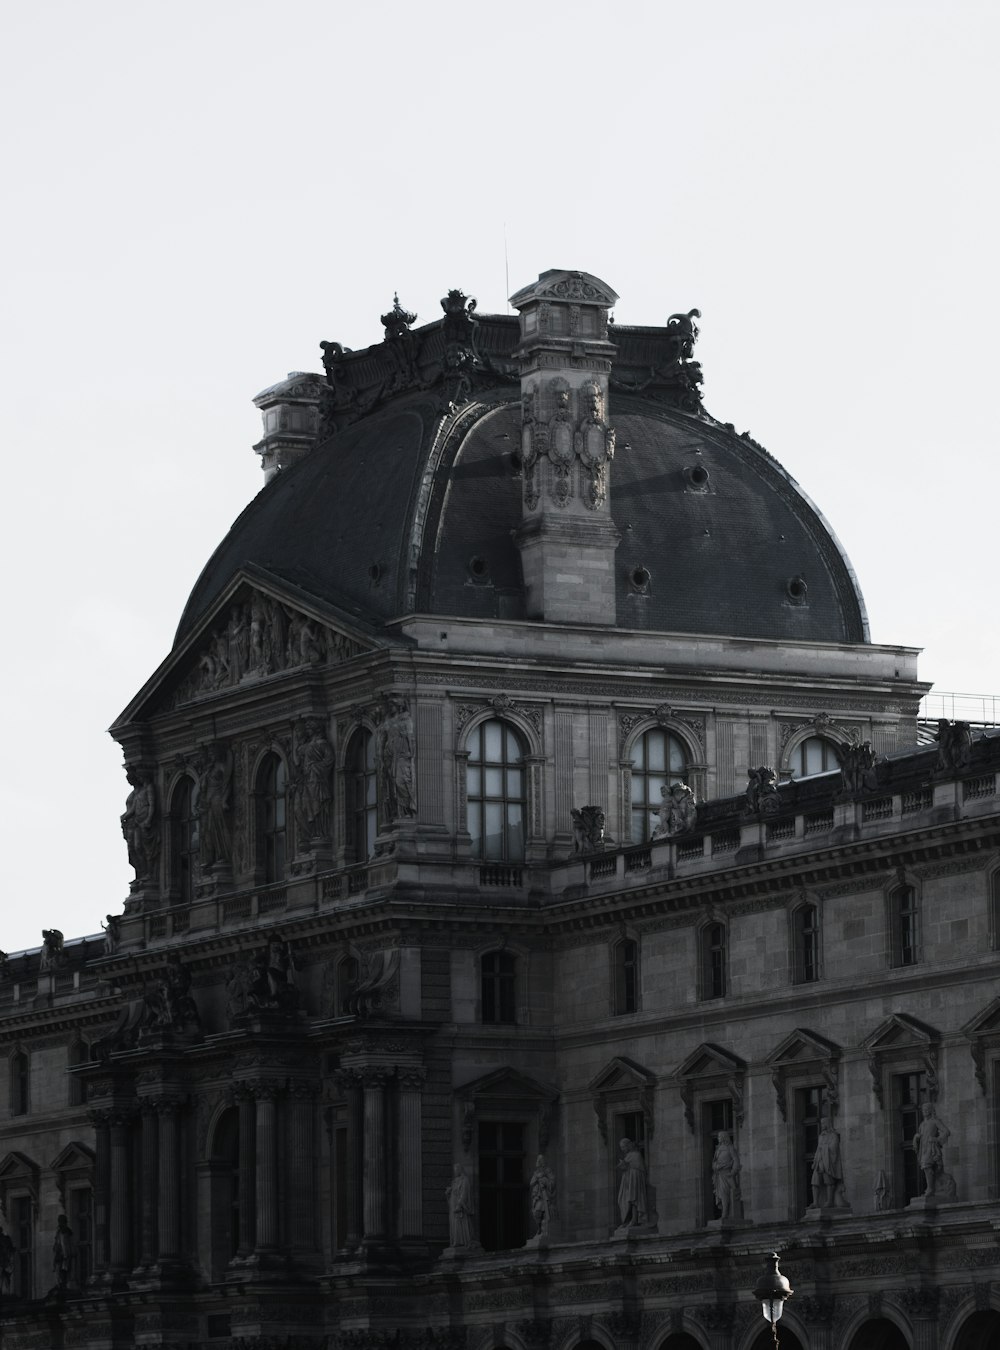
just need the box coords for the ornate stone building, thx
[1,270,998,1350]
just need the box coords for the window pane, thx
[631,736,645,771]
[484,721,503,763]
[484,802,504,859]
[668,735,686,774]
[468,802,482,850]
[505,727,522,762]
[631,774,646,805]
[505,769,523,798]
[647,730,666,772]
[485,767,504,797]
[506,803,524,861]
[366,773,377,807]
[647,774,666,805]
[631,809,646,843]
[467,766,481,796]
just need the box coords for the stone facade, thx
[0,270,997,1350]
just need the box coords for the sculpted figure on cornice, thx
[121,767,159,886]
[651,782,697,838]
[227,935,301,1026]
[102,914,122,956]
[936,718,974,774]
[744,765,780,816]
[376,695,416,823]
[836,739,879,794]
[39,928,65,972]
[344,948,400,1018]
[145,954,200,1035]
[292,717,335,843]
[171,589,363,707]
[571,806,607,854]
[197,742,233,868]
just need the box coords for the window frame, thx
[256,752,288,885]
[612,934,640,1016]
[169,773,200,904]
[888,882,920,968]
[627,725,690,844]
[347,728,378,863]
[480,949,517,1026]
[10,1049,29,1118]
[700,920,727,1001]
[787,734,839,780]
[791,900,821,984]
[465,719,527,864]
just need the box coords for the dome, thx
[177,283,867,647]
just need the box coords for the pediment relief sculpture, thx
[170,588,365,708]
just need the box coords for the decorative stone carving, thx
[343,948,400,1018]
[529,1154,556,1238]
[120,768,159,886]
[376,695,416,823]
[836,739,879,794]
[227,935,301,1025]
[744,765,780,815]
[711,1131,742,1221]
[914,1101,956,1199]
[440,289,480,412]
[291,717,335,843]
[936,718,974,773]
[39,929,65,972]
[615,1138,652,1231]
[197,742,233,868]
[445,1164,478,1250]
[571,805,607,853]
[651,782,697,838]
[144,954,200,1035]
[810,1117,848,1209]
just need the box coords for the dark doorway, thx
[954,1311,1000,1350]
[847,1319,909,1350]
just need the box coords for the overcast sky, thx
[2,1,997,955]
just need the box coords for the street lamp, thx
[753,1251,793,1345]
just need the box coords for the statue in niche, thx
[51,1215,76,1292]
[744,766,780,816]
[836,740,879,795]
[936,719,973,774]
[146,954,199,1032]
[292,717,335,842]
[651,782,698,839]
[616,1138,649,1229]
[376,696,416,823]
[0,1226,13,1293]
[914,1101,954,1198]
[197,743,233,868]
[810,1117,847,1208]
[711,1131,742,1221]
[228,937,300,1023]
[40,929,65,972]
[446,1163,476,1248]
[529,1154,557,1237]
[265,933,298,1008]
[120,768,159,885]
[571,805,607,853]
[102,914,122,956]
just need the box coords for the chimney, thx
[510,270,620,625]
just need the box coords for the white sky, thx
[1,1,997,955]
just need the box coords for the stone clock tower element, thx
[510,269,621,625]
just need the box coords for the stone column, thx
[138,1103,159,1268]
[397,1070,425,1239]
[336,1070,363,1250]
[253,1082,281,1254]
[286,1083,317,1253]
[88,1110,111,1279]
[156,1097,182,1263]
[361,1068,390,1242]
[235,1086,256,1258]
[109,1111,133,1275]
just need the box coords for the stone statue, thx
[616,1138,649,1228]
[0,1226,13,1293]
[265,933,298,1009]
[651,782,698,839]
[571,805,607,853]
[446,1163,476,1248]
[227,603,250,683]
[744,766,780,816]
[810,1117,847,1208]
[228,938,300,1022]
[836,740,878,795]
[39,929,64,972]
[146,954,199,1032]
[377,696,416,823]
[874,1169,891,1211]
[936,719,973,774]
[51,1214,75,1291]
[102,914,122,956]
[529,1154,557,1237]
[197,743,233,869]
[292,718,335,842]
[914,1101,952,1198]
[120,769,159,885]
[666,308,701,363]
[711,1131,742,1221]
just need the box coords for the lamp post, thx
[753,1250,793,1347]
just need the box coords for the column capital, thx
[360,1066,393,1090]
[397,1068,427,1092]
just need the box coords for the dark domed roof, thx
[177,312,867,646]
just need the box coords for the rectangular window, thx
[478,1122,527,1250]
[702,1099,733,1223]
[893,1070,927,1204]
[11,1195,32,1298]
[702,924,726,999]
[795,1085,824,1211]
[68,1187,93,1287]
[614,939,638,1015]
[481,952,516,1025]
[11,1053,28,1116]
[892,887,919,967]
[794,905,819,983]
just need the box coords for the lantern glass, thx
[762,1298,784,1323]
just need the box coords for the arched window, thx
[348,730,378,862]
[170,776,199,903]
[789,736,837,779]
[613,937,639,1015]
[481,951,516,1025]
[630,727,688,842]
[701,923,726,1000]
[792,903,820,984]
[10,1050,29,1116]
[467,720,526,862]
[257,755,287,884]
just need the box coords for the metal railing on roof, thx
[919,691,1000,728]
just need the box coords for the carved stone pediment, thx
[590,1056,657,1146]
[49,1142,95,1175]
[673,1043,746,1134]
[863,1013,940,1109]
[765,1028,841,1121]
[457,1067,558,1106]
[0,1151,40,1211]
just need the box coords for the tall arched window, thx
[630,727,688,842]
[257,755,287,884]
[170,776,199,903]
[467,720,526,862]
[789,736,837,779]
[348,730,378,862]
